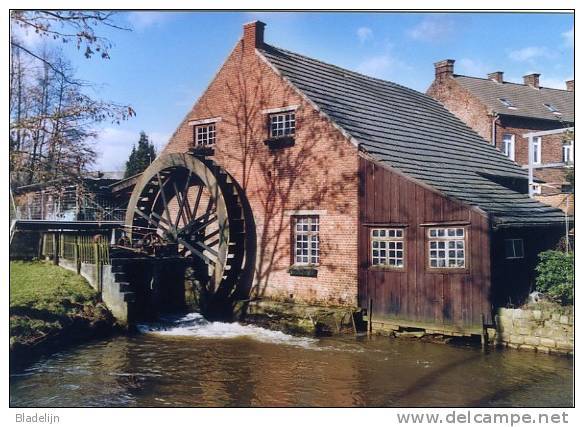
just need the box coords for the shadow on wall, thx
[194,49,359,311]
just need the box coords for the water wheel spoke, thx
[150,211,173,230]
[176,237,213,264]
[194,241,219,258]
[203,228,220,242]
[134,208,161,229]
[191,184,203,219]
[190,213,218,235]
[156,172,174,227]
[174,171,192,227]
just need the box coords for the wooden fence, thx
[41,232,111,266]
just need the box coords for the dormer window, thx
[544,103,561,115]
[269,111,296,138]
[498,98,517,109]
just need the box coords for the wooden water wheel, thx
[124,152,246,293]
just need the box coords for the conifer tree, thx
[124,131,156,178]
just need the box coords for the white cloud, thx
[356,54,410,79]
[457,58,492,77]
[407,16,454,42]
[357,27,373,43]
[562,27,574,48]
[91,127,171,171]
[540,76,570,90]
[507,46,551,62]
[126,12,173,31]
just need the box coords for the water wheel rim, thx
[125,153,231,287]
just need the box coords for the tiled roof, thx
[259,44,567,227]
[454,75,574,123]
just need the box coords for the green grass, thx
[10,261,100,344]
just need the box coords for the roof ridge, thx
[454,74,573,92]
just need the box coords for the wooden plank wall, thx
[358,157,492,331]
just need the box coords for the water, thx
[10,313,573,407]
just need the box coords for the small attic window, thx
[498,98,517,109]
[544,103,561,115]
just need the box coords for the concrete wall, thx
[494,303,573,355]
[58,258,130,325]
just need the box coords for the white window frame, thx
[563,141,574,164]
[502,134,515,161]
[370,228,405,268]
[505,239,525,259]
[293,216,319,266]
[531,183,542,195]
[269,111,296,138]
[194,123,216,147]
[532,136,542,164]
[428,227,466,269]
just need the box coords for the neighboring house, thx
[427,60,574,212]
[162,22,567,335]
[13,171,128,222]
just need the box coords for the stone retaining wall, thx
[495,303,573,355]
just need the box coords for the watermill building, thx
[137,21,569,335]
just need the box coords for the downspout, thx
[491,113,499,146]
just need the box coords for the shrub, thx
[535,250,574,305]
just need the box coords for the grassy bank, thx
[10,261,116,367]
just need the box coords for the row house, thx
[427,60,574,212]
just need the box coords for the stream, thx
[10,312,573,407]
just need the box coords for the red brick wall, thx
[427,78,572,195]
[163,32,360,306]
[493,116,572,194]
[427,76,493,142]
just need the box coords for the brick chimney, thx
[242,21,265,52]
[566,79,574,91]
[487,71,504,83]
[523,73,540,89]
[434,59,455,80]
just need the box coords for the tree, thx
[10,11,128,79]
[124,132,157,178]
[9,12,135,187]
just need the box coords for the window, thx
[532,136,542,164]
[294,216,319,265]
[563,141,574,163]
[498,98,516,109]
[428,227,465,269]
[505,239,524,259]
[544,103,561,115]
[195,124,216,147]
[502,134,515,161]
[371,228,404,268]
[270,111,296,138]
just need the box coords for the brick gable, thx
[163,24,360,306]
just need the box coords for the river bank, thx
[9,261,118,370]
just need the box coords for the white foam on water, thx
[137,312,318,349]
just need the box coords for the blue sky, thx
[15,11,574,171]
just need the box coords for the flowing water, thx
[10,313,573,407]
